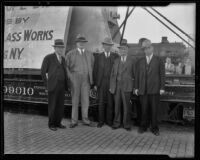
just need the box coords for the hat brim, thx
[102,42,114,45]
[75,40,88,43]
[52,45,65,47]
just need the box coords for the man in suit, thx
[93,37,118,128]
[135,39,165,136]
[65,34,95,128]
[41,39,68,131]
[109,39,136,131]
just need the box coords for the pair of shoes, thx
[151,129,160,136]
[97,123,104,128]
[69,123,78,128]
[112,126,120,130]
[49,126,57,131]
[138,127,147,134]
[57,124,66,129]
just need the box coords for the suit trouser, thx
[71,72,90,124]
[48,81,65,127]
[140,94,160,131]
[113,86,131,129]
[98,78,114,125]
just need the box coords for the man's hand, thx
[94,86,97,91]
[134,89,139,96]
[160,89,165,95]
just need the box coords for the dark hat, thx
[75,34,88,43]
[52,39,65,47]
[102,37,114,45]
[118,39,129,49]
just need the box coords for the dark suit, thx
[135,54,165,131]
[110,56,136,128]
[93,52,118,125]
[41,53,68,127]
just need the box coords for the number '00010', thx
[4,86,34,96]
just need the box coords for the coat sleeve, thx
[134,59,139,90]
[41,55,49,88]
[62,58,69,91]
[159,57,165,90]
[132,58,136,92]
[93,53,99,86]
[65,51,72,80]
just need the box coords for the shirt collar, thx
[146,53,153,61]
[121,55,127,61]
[77,48,85,54]
[103,50,110,57]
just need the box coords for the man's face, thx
[76,42,86,49]
[119,46,128,56]
[143,45,153,57]
[102,44,112,52]
[55,46,65,56]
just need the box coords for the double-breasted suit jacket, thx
[135,55,165,95]
[66,48,94,86]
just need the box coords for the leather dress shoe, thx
[97,123,104,128]
[57,124,66,129]
[69,123,78,128]
[138,127,147,134]
[49,126,57,131]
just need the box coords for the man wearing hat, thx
[93,37,118,128]
[65,34,95,128]
[135,39,165,136]
[109,39,136,131]
[41,39,68,131]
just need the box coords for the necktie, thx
[105,52,107,58]
[58,56,61,64]
[147,56,150,64]
[81,49,84,55]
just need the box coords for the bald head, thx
[142,39,153,56]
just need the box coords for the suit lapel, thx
[102,53,106,71]
[114,58,120,75]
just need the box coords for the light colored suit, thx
[65,48,94,124]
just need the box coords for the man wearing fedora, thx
[135,39,165,136]
[65,34,95,128]
[93,37,118,128]
[41,39,68,131]
[109,39,136,131]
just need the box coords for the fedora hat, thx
[118,39,129,49]
[102,37,114,45]
[52,39,65,47]
[75,34,88,43]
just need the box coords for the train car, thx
[3,6,121,106]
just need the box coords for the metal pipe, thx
[143,7,195,49]
[112,7,135,40]
[150,7,195,42]
[120,7,130,43]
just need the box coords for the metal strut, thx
[143,7,195,49]
[150,7,195,42]
[120,7,130,44]
[112,7,135,40]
